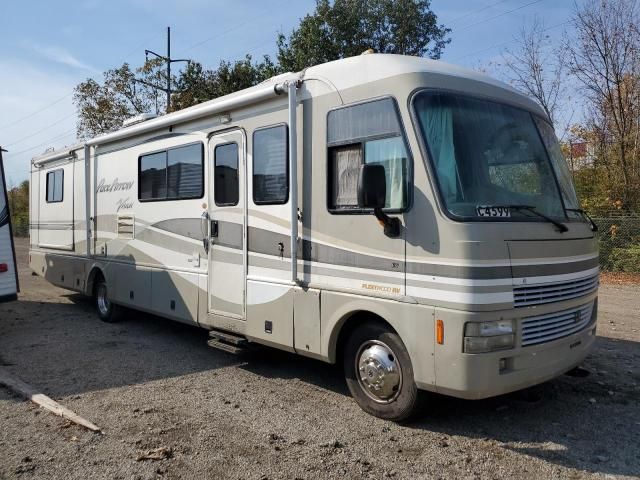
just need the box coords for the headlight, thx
[464,320,515,353]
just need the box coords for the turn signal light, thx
[0,263,8,273]
[436,319,444,345]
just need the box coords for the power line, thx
[198,33,280,71]
[180,0,288,55]
[445,0,513,26]
[4,4,290,151]
[452,19,569,61]
[457,0,545,31]
[5,2,555,165]
[3,112,76,148]
[4,8,292,156]
[7,129,76,157]
[1,32,170,159]
[0,34,162,135]
[0,92,73,131]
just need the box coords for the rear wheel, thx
[94,279,123,323]
[343,323,418,421]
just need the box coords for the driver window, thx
[327,98,410,212]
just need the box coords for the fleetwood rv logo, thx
[361,283,401,295]
[96,178,134,194]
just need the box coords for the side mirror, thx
[357,163,386,209]
[357,164,400,238]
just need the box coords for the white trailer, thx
[0,148,19,303]
[30,54,599,420]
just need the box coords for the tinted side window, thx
[167,143,203,199]
[327,98,409,211]
[215,143,239,206]
[46,169,64,203]
[139,151,167,200]
[253,125,288,205]
[139,143,204,201]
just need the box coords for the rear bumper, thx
[427,296,598,400]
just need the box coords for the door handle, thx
[211,220,219,238]
[201,211,210,254]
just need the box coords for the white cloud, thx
[29,42,100,74]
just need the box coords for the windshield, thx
[413,91,575,220]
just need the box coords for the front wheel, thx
[94,279,123,323]
[343,323,418,421]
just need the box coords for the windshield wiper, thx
[505,205,569,233]
[566,208,599,232]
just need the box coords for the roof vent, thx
[122,113,158,128]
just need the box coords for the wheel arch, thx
[329,308,397,366]
[85,265,106,296]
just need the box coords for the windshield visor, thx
[413,91,572,220]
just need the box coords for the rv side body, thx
[0,149,19,303]
[29,55,598,407]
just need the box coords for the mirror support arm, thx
[373,208,400,238]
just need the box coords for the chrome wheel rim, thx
[96,284,110,316]
[356,340,402,403]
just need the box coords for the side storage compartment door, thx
[37,160,74,250]
[0,149,19,302]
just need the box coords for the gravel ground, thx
[1,238,639,480]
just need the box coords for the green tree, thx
[7,180,29,237]
[73,58,172,139]
[74,1,451,135]
[565,0,640,209]
[171,55,279,111]
[276,0,450,72]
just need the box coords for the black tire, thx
[94,279,123,323]
[343,322,418,421]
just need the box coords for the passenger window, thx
[46,169,64,203]
[139,151,167,200]
[167,144,204,199]
[253,125,288,205]
[139,143,203,201]
[214,143,239,206]
[327,98,409,211]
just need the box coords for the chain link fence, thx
[592,213,640,273]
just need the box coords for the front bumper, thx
[428,295,598,400]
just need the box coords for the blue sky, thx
[0,0,574,186]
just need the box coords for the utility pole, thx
[135,27,190,113]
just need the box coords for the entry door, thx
[208,130,246,319]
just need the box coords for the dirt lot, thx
[1,238,639,479]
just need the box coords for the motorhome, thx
[0,148,19,303]
[29,54,599,420]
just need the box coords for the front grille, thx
[514,274,598,307]
[521,302,594,347]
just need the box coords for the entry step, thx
[207,329,248,354]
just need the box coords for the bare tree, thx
[566,0,640,206]
[502,17,567,129]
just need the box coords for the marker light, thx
[436,319,444,345]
